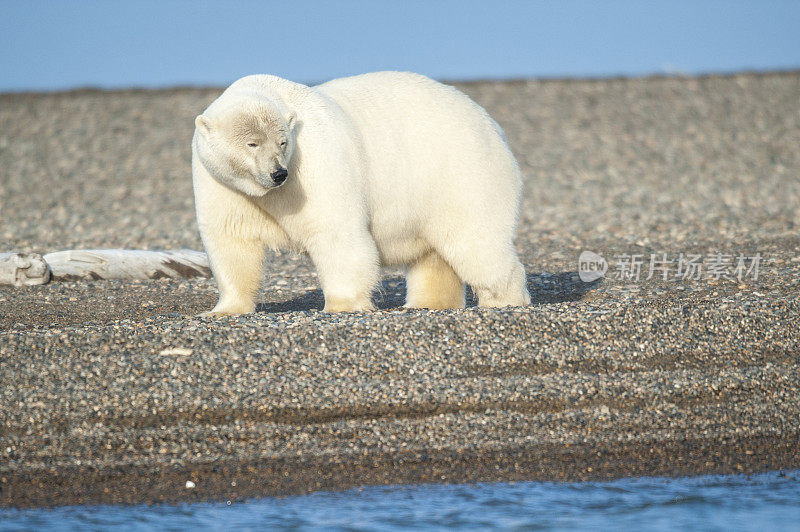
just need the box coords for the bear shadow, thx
[255,271,601,313]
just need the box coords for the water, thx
[2,471,799,531]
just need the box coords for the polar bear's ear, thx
[286,111,297,132]
[195,115,214,134]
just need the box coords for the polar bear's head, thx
[194,102,297,197]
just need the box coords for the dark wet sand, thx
[6,435,799,508]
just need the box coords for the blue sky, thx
[1,0,798,92]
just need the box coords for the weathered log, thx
[42,249,211,281]
[0,253,51,286]
[0,249,212,286]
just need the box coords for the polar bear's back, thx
[317,71,504,131]
[314,72,522,261]
[315,72,507,158]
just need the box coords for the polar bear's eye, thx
[279,140,287,148]
[247,142,259,148]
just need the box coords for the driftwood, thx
[0,252,51,286]
[0,249,211,285]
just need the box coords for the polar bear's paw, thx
[323,296,375,313]
[403,291,465,310]
[199,309,236,318]
[199,302,256,318]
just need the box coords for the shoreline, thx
[5,434,799,508]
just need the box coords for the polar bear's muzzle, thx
[271,167,288,186]
[253,166,288,189]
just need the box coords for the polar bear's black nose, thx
[271,168,288,185]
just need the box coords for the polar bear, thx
[192,72,530,315]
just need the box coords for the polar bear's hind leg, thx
[431,225,531,308]
[471,257,530,308]
[404,252,465,309]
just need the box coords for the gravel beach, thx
[1,72,799,507]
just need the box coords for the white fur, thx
[192,71,530,315]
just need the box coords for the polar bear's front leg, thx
[306,231,380,313]
[200,229,267,317]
